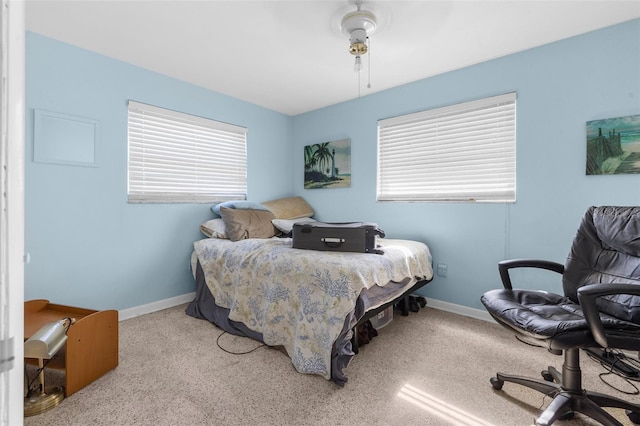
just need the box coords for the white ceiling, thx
[25,0,640,116]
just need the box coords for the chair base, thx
[490,348,640,426]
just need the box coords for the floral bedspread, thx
[193,237,432,379]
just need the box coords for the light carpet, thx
[24,303,640,425]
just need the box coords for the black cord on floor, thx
[586,348,640,395]
[216,331,265,355]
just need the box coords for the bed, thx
[186,197,433,386]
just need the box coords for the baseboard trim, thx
[425,298,493,322]
[118,292,195,321]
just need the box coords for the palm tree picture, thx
[304,138,351,189]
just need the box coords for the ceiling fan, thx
[340,0,378,73]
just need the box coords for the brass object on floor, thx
[24,386,65,417]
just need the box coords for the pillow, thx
[261,196,314,220]
[219,206,278,242]
[211,200,269,216]
[200,218,228,239]
[272,217,316,234]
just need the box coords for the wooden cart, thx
[24,299,118,396]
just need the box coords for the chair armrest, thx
[577,283,640,348]
[498,259,565,290]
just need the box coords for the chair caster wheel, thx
[490,376,503,390]
[626,409,640,424]
[541,370,554,382]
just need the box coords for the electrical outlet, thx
[436,263,448,277]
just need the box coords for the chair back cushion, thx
[563,206,640,323]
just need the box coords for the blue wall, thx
[25,20,640,314]
[25,32,293,310]
[292,19,640,310]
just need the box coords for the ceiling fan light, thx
[354,56,363,72]
[338,1,378,86]
[349,40,368,56]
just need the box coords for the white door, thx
[0,1,25,425]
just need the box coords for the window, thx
[377,92,516,203]
[127,101,247,203]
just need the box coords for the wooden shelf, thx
[24,299,119,396]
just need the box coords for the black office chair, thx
[481,206,640,426]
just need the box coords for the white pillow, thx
[200,218,228,239]
[271,217,316,234]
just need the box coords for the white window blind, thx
[377,92,516,203]
[128,101,247,203]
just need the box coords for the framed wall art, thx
[304,138,351,189]
[586,114,640,175]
